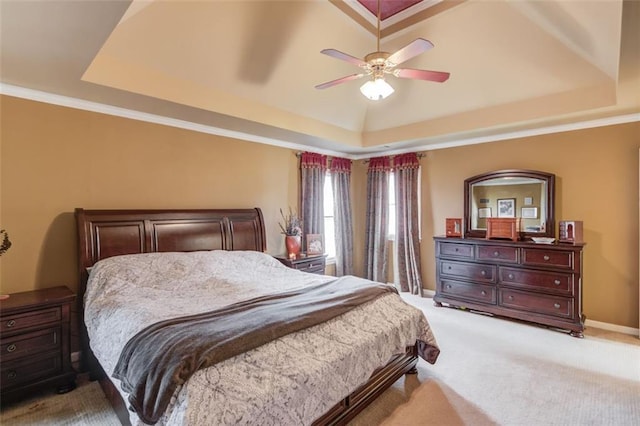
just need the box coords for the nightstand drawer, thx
[1,352,62,390]
[1,327,60,362]
[1,307,62,333]
[295,258,325,273]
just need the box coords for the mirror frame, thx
[464,169,556,240]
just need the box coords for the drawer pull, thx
[508,273,514,280]
[481,290,486,296]
[508,295,514,301]
[455,248,459,252]
[7,344,17,353]
[543,255,550,261]
[7,370,17,380]
[480,270,486,276]
[493,251,499,257]
[446,284,452,289]
[308,263,315,268]
[554,279,561,285]
[6,319,16,328]
[554,303,561,309]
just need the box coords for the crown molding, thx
[2,83,638,161]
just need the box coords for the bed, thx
[75,207,439,425]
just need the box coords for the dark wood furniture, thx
[465,169,555,240]
[274,254,327,274]
[0,286,77,402]
[434,237,585,337]
[75,208,418,426]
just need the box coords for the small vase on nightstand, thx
[285,235,301,259]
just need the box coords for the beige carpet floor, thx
[2,294,639,425]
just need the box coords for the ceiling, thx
[1,0,638,159]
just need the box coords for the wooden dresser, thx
[0,286,77,401]
[274,254,327,275]
[433,237,585,337]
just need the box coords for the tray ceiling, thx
[1,0,638,158]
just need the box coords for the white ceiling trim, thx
[2,83,638,161]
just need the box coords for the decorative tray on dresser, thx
[0,286,77,401]
[433,237,585,337]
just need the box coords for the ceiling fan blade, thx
[386,38,434,66]
[320,49,367,67]
[393,68,450,83]
[315,73,365,90]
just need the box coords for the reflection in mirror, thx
[471,177,546,231]
[464,170,555,239]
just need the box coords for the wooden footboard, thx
[91,345,419,426]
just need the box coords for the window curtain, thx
[330,157,354,276]
[394,153,423,294]
[300,152,327,250]
[364,156,391,282]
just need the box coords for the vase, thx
[285,235,301,259]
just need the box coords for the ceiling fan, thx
[315,0,450,100]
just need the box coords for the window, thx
[323,172,336,258]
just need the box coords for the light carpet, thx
[2,295,639,425]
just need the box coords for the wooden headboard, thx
[75,207,266,288]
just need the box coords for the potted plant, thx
[279,208,302,258]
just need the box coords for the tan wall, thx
[1,95,639,329]
[0,95,299,296]
[419,123,640,329]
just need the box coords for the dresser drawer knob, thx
[543,255,550,261]
[7,344,17,353]
[554,303,561,309]
[455,248,459,252]
[481,290,486,296]
[493,251,499,257]
[6,319,16,328]
[508,273,514,280]
[508,295,514,301]
[480,270,486,276]
[554,279,561,285]
[7,370,17,380]
[446,284,452,289]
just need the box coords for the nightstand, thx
[0,286,77,402]
[274,254,327,275]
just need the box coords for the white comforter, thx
[85,250,438,425]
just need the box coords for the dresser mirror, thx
[464,169,555,239]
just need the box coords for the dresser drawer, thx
[440,260,496,283]
[500,289,574,319]
[522,248,574,270]
[438,242,474,259]
[477,245,518,263]
[1,352,62,390]
[440,279,496,305]
[500,268,574,295]
[1,307,61,333]
[1,327,60,362]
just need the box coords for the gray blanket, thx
[112,276,400,424]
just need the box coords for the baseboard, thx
[421,289,435,297]
[585,319,639,337]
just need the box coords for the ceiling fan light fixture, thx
[360,78,394,101]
